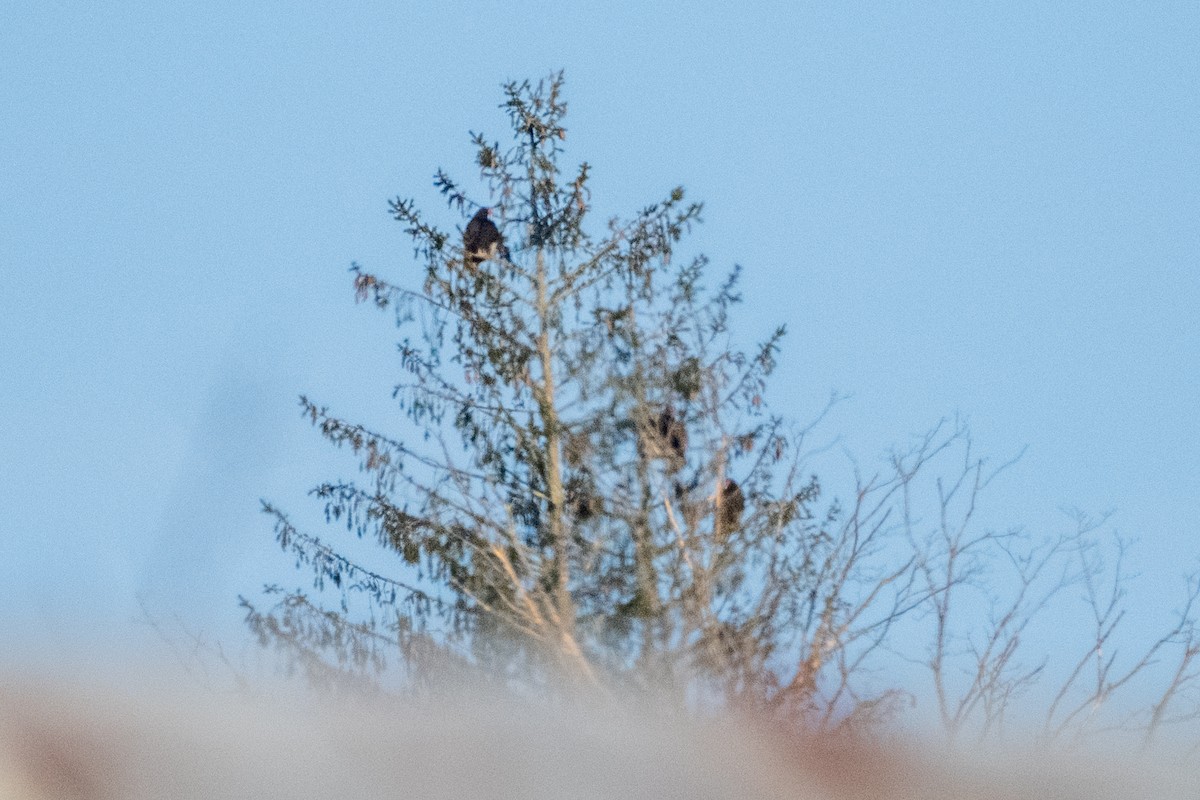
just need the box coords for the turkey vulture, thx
[639,405,688,472]
[463,207,509,266]
[714,478,744,536]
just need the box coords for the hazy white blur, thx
[2,673,1198,800]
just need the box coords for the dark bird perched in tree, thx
[713,478,745,536]
[639,406,688,472]
[463,207,509,266]
[564,472,601,522]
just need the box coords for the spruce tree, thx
[243,72,1200,741]
[246,74,913,723]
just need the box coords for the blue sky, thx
[2,1,1197,686]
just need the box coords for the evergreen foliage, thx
[244,74,1200,739]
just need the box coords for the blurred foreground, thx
[1,675,1197,800]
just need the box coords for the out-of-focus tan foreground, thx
[0,678,1195,799]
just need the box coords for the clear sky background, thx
[2,1,1197,694]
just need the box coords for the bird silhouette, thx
[463,207,509,266]
[713,478,744,536]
